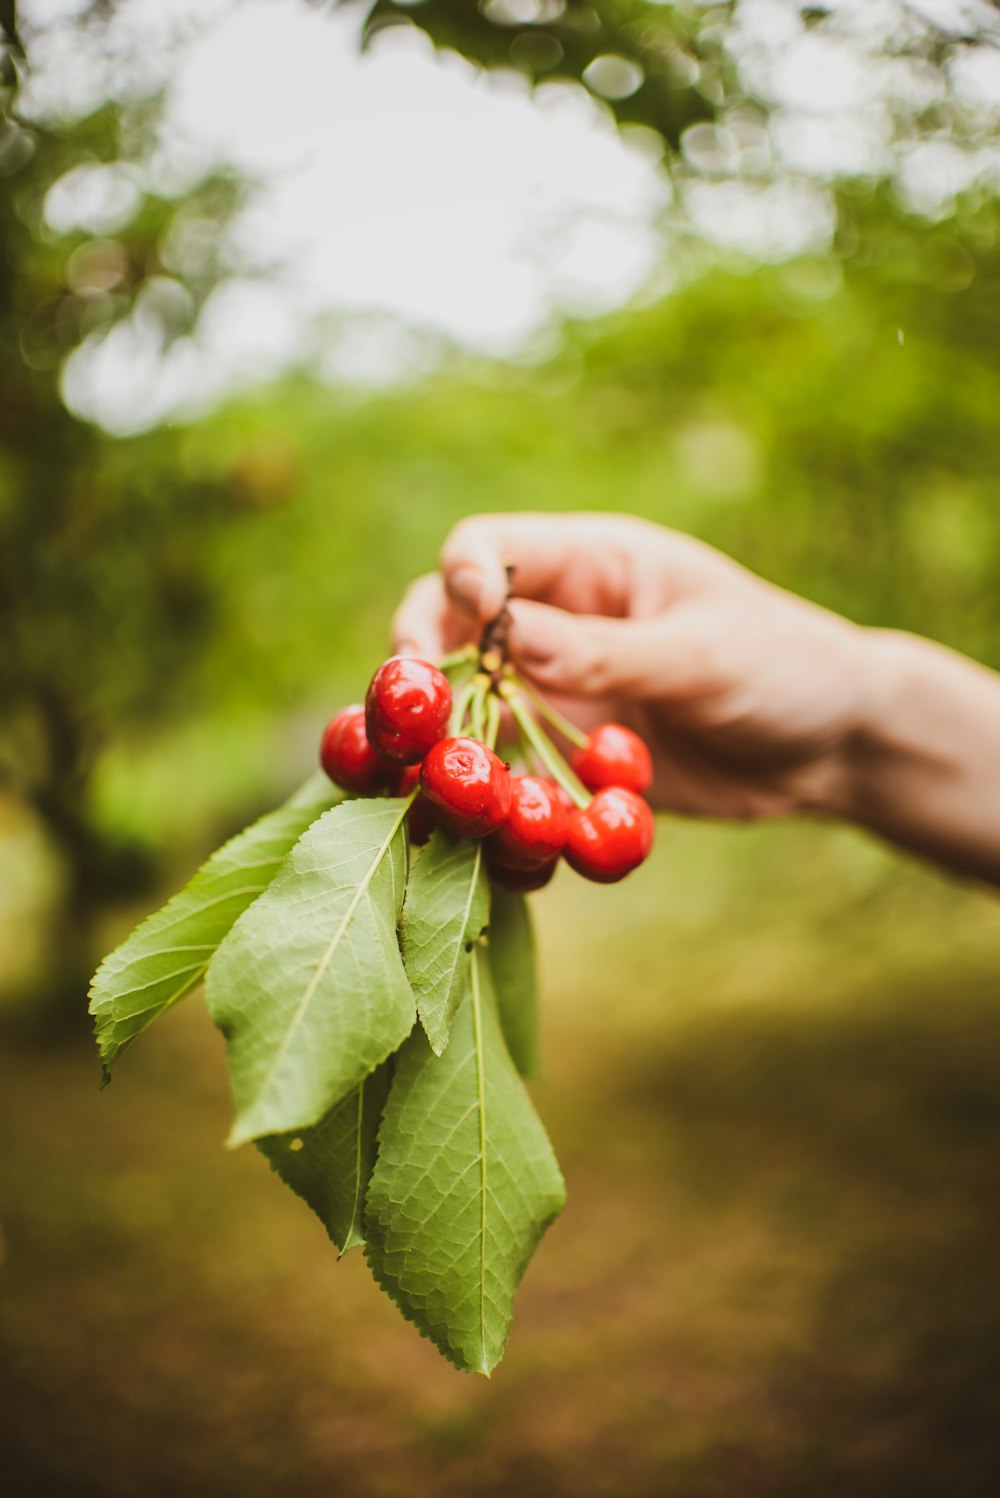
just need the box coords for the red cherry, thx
[407,793,437,847]
[393,763,422,797]
[484,845,556,892]
[564,787,654,884]
[487,775,567,871]
[387,763,434,842]
[365,657,452,765]
[550,782,576,815]
[571,723,653,795]
[320,706,390,794]
[420,736,511,838]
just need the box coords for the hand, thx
[392,512,869,819]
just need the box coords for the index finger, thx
[439,512,711,622]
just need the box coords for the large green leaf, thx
[487,886,540,1079]
[257,1059,392,1254]
[400,828,489,1056]
[88,773,341,1076]
[208,797,416,1148]
[364,946,565,1375]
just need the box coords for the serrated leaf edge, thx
[339,1080,369,1256]
[470,943,492,1375]
[406,837,487,1057]
[88,777,341,1071]
[364,947,541,1377]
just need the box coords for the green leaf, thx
[257,1059,392,1254]
[364,947,565,1376]
[487,886,540,1079]
[208,797,416,1148]
[88,773,342,1076]
[401,828,489,1056]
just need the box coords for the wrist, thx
[824,627,1000,882]
[828,628,922,821]
[787,619,888,821]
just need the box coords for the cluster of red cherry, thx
[320,657,654,889]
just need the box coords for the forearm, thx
[836,629,1000,886]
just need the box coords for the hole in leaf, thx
[289,1138,304,1152]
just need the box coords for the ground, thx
[2,818,1000,1496]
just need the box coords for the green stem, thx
[450,678,477,735]
[508,670,588,750]
[469,677,489,741]
[438,644,479,673]
[484,691,501,751]
[500,685,590,808]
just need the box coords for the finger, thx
[508,598,714,702]
[391,574,451,660]
[440,512,652,622]
[440,511,730,625]
[393,574,484,662]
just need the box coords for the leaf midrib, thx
[241,801,409,1119]
[470,946,489,1374]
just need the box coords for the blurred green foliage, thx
[0,78,249,1011]
[0,6,997,1004]
[6,148,1000,1012]
[1,5,999,1491]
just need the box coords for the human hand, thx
[392,512,870,819]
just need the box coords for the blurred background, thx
[2,0,1000,1492]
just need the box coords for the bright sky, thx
[17,0,1000,432]
[23,0,676,430]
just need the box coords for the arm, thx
[393,513,1000,887]
[836,630,1000,885]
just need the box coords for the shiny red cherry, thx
[564,787,654,884]
[393,763,422,797]
[550,782,576,815]
[365,657,452,765]
[320,706,390,794]
[387,762,434,842]
[420,736,511,838]
[571,723,653,795]
[486,774,568,871]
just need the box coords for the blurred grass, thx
[3,820,999,1496]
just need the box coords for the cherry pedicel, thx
[564,786,654,884]
[365,657,452,766]
[320,706,390,795]
[487,774,567,872]
[571,722,653,795]
[420,736,511,838]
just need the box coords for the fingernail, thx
[393,640,421,658]
[449,565,482,613]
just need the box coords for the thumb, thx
[508,599,684,700]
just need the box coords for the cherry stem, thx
[478,564,515,665]
[484,691,501,751]
[469,674,490,741]
[506,669,588,750]
[437,644,479,673]
[449,678,477,735]
[500,685,590,809]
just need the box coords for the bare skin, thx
[392,513,1000,886]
